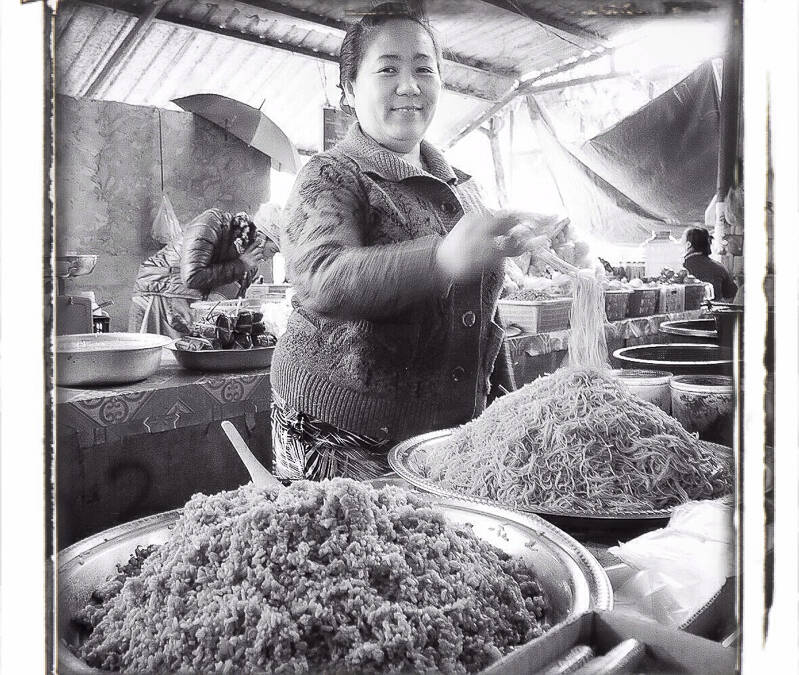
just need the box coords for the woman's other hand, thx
[239,239,265,269]
[436,211,551,281]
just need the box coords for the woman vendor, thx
[270,2,558,481]
[129,209,271,337]
[682,227,738,301]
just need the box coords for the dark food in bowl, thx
[72,479,552,674]
[179,309,277,352]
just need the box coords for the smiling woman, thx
[270,2,561,482]
[339,8,442,161]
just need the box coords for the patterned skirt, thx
[270,391,392,481]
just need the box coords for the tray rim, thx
[58,494,612,675]
[388,428,733,521]
[165,343,275,371]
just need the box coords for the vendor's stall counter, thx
[56,350,273,549]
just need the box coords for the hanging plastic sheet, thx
[530,62,720,244]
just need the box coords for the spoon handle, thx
[221,421,282,490]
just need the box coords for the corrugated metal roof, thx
[54,0,730,153]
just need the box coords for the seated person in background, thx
[129,209,269,337]
[682,227,738,301]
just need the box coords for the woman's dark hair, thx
[685,227,712,256]
[338,2,442,115]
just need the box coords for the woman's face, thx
[344,20,441,154]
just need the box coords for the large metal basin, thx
[56,333,173,387]
[659,319,718,343]
[613,343,734,376]
[58,495,612,674]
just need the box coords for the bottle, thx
[643,230,683,277]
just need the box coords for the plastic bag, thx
[608,499,735,628]
[151,194,182,246]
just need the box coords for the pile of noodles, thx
[425,368,733,512]
[426,267,733,512]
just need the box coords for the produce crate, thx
[626,288,660,317]
[498,298,572,334]
[482,610,736,675]
[189,299,264,324]
[657,284,686,314]
[684,283,707,310]
[245,283,292,300]
[604,290,632,322]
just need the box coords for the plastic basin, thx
[670,375,735,445]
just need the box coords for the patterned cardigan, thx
[271,123,514,443]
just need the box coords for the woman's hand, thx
[239,239,265,269]
[436,210,552,281]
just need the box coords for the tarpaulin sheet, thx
[530,62,720,244]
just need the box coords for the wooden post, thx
[488,117,509,208]
[717,3,743,201]
[715,3,743,270]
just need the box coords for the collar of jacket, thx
[335,123,469,186]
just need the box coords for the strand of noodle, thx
[564,271,609,370]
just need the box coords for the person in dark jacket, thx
[270,3,557,481]
[129,209,267,337]
[682,227,738,301]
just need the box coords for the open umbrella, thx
[172,94,302,174]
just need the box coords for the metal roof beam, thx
[475,0,607,45]
[234,0,519,79]
[82,0,169,98]
[79,1,497,101]
[443,46,613,148]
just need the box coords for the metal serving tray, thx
[58,490,612,674]
[389,429,733,525]
[166,344,274,372]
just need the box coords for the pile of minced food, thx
[74,479,551,673]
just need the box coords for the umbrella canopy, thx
[172,94,301,174]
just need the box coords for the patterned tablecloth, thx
[505,309,708,358]
[56,351,272,449]
[56,311,706,449]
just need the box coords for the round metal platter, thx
[58,492,611,675]
[388,428,733,523]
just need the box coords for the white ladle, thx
[221,420,283,490]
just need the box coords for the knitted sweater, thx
[683,252,738,301]
[271,124,511,442]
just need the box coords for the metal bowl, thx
[58,495,611,674]
[166,344,274,372]
[56,255,98,278]
[613,343,734,376]
[659,319,718,343]
[56,333,172,387]
[389,429,734,527]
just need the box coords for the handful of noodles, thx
[426,250,733,513]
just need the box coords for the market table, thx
[504,309,707,386]
[55,309,707,549]
[56,351,274,549]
